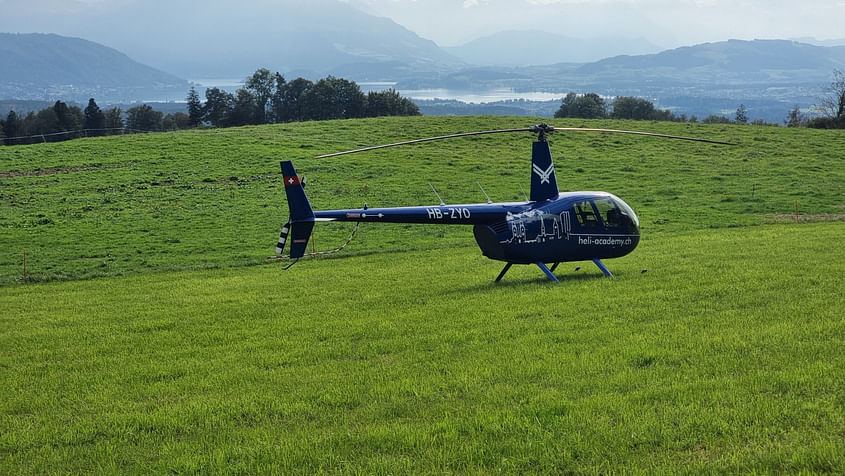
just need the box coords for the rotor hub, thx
[529,123,555,142]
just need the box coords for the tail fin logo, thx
[532,163,555,184]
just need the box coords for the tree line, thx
[1,99,190,145]
[554,69,845,129]
[187,68,420,128]
[1,69,419,145]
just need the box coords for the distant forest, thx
[1,69,420,146]
[553,90,844,129]
[2,69,842,146]
[189,69,420,128]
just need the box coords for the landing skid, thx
[494,259,614,282]
[536,262,559,282]
[592,258,614,278]
[494,262,559,283]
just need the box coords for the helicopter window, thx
[593,198,622,227]
[574,200,598,227]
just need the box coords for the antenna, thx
[477,182,492,204]
[519,185,529,201]
[429,183,446,206]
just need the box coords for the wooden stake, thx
[23,251,27,282]
[795,200,799,222]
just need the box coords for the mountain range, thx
[2,0,845,122]
[0,33,187,102]
[444,31,662,66]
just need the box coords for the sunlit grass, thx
[1,117,844,472]
[1,117,843,284]
[1,223,843,473]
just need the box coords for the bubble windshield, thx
[609,194,640,229]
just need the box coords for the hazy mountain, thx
[0,0,465,80]
[397,39,845,122]
[790,37,845,48]
[576,39,845,79]
[444,30,662,66]
[0,33,188,102]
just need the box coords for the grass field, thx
[1,116,843,283]
[1,117,844,473]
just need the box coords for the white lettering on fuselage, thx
[427,207,471,220]
[577,236,633,247]
[499,210,635,247]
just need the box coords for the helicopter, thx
[273,124,731,282]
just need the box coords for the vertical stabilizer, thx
[530,141,559,202]
[279,161,315,259]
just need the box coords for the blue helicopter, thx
[274,124,730,282]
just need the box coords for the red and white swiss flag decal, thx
[283,175,301,186]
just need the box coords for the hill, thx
[576,39,845,81]
[0,0,464,80]
[0,33,189,102]
[0,117,843,473]
[1,116,843,283]
[444,30,661,66]
[399,40,845,122]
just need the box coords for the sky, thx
[337,0,845,47]
[1,0,843,50]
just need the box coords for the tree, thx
[273,77,313,122]
[3,110,19,145]
[301,79,338,120]
[735,104,748,124]
[818,69,845,119]
[244,68,276,124]
[365,88,419,117]
[126,104,163,131]
[702,114,733,124]
[299,76,367,120]
[784,105,805,127]
[104,107,124,132]
[554,92,606,119]
[49,101,83,136]
[270,73,287,123]
[554,93,577,118]
[34,107,61,136]
[186,87,204,127]
[230,88,259,126]
[810,69,845,129]
[84,98,106,135]
[611,96,656,120]
[163,112,191,131]
[203,87,235,127]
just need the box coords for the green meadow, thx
[1,117,844,473]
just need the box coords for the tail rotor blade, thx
[276,221,291,255]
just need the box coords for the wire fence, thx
[1,127,159,145]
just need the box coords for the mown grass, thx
[1,117,844,473]
[1,116,843,284]
[1,222,843,473]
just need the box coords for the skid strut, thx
[592,258,614,278]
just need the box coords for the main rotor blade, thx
[315,127,532,158]
[315,124,734,158]
[551,127,735,145]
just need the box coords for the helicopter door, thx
[573,200,600,229]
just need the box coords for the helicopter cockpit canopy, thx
[573,194,639,233]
